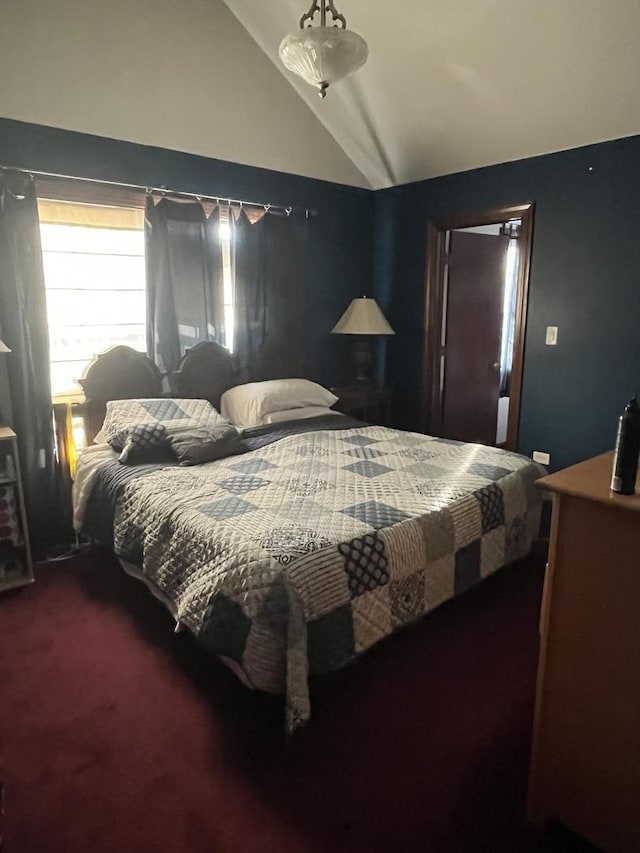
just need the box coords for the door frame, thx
[422,202,535,451]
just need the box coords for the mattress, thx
[73,414,544,730]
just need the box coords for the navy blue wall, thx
[374,136,640,471]
[0,117,374,389]
[3,118,640,472]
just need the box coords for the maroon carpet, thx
[0,551,580,852]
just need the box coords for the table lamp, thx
[331,297,395,385]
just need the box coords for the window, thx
[39,197,235,400]
[39,201,146,399]
[218,207,234,354]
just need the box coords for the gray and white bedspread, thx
[75,417,544,730]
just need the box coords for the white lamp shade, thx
[279,27,368,92]
[0,339,11,353]
[332,298,395,336]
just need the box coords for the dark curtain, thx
[231,210,308,372]
[231,210,267,364]
[145,197,225,374]
[0,174,57,557]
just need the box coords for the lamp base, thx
[352,337,373,386]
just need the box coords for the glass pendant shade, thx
[279,26,368,98]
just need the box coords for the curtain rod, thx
[0,164,318,217]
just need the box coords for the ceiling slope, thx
[0,0,369,188]
[224,0,640,189]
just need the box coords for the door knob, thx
[492,362,500,370]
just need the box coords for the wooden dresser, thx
[528,452,640,852]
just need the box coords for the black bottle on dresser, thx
[610,396,640,494]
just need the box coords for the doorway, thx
[422,203,534,450]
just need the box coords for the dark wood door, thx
[440,231,508,445]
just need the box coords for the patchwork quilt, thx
[76,419,544,730]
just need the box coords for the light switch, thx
[545,326,558,346]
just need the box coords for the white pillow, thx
[262,406,340,425]
[221,379,338,429]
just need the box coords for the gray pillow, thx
[168,424,249,466]
[118,422,171,464]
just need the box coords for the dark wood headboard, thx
[78,345,164,442]
[171,341,241,409]
[77,340,312,442]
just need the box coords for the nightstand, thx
[332,386,392,425]
[0,427,34,593]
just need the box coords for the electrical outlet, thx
[545,326,558,346]
[533,451,550,466]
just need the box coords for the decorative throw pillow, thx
[118,423,170,464]
[102,398,226,450]
[168,424,249,466]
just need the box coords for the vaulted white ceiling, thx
[223,0,640,189]
[0,0,369,189]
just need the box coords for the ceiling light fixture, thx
[279,1,368,99]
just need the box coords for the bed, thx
[73,343,544,730]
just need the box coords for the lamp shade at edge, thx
[332,298,395,335]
